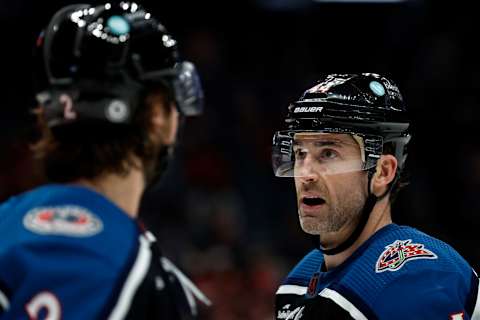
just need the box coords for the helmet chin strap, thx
[320,169,394,256]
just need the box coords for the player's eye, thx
[318,148,338,161]
[294,147,307,160]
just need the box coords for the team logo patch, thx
[23,206,103,237]
[375,239,437,273]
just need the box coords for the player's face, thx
[155,103,179,146]
[141,90,179,182]
[294,133,368,235]
[147,93,180,147]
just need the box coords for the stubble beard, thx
[299,185,366,235]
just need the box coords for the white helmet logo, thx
[106,100,129,123]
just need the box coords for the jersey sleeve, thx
[374,269,479,319]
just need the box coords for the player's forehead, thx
[293,132,358,146]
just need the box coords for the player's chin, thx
[299,216,323,235]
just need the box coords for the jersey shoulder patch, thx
[375,238,437,273]
[23,205,103,237]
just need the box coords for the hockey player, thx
[0,2,209,319]
[272,73,479,319]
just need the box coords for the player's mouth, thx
[300,195,326,213]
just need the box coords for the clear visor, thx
[171,61,204,116]
[272,131,374,177]
[142,61,204,116]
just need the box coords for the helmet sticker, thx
[383,80,403,99]
[308,75,350,93]
[105,100,130,123]
[107,15,130,35]
[369,81,386,97]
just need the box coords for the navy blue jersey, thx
[275,224,479,319]
[0,184,209,320]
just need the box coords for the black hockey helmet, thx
[272,73,411,178]
[36,2,204,127]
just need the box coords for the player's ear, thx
[371,154,397,197]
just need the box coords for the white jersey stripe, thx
[108,235,152,320]
[319,288,367,320]
[472,277,480,320]
[0,289,9,311]
[276,285,307,295]
[161,257,212,315]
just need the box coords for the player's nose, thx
[296,159,320,183]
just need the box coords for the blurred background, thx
[1,0,480,318]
